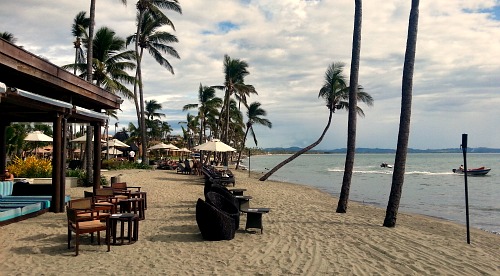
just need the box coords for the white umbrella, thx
[194,139,235,152]
[70,135,105,143]
[148,142,178,150]
[102,148,123,155]
[106,139,129,148]
[24,131,53,142]
[176,147,191,153]
[24,131,53,155]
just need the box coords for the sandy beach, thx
[0,168,499,275]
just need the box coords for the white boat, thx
[452,166,491,176]
[380,162,393,168]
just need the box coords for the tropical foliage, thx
[7,156,52,178]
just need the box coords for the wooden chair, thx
[66,207,110,256]
[111,182,141,192]
[94,188,119,214]
[68,197,111,222]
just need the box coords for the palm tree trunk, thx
[260,109,334,181]
[236,125,251,170]
[383,0,419,227]
[134,10,148,165]
[337,0,362,213]
[85,0,96,185]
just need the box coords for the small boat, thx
[452,166,491,176]
[380,162,393,168]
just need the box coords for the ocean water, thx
[242,153,500,234]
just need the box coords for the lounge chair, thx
[208,184,239,210]
[195,198,235,241]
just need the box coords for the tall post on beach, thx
[248,149,251,177]
[461,133,470,244]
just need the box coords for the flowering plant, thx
[7,156,52,178]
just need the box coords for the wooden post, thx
[52,113,63,212]
[92,122,102,192]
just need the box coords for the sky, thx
[1,0,500,150]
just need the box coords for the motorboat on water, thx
[380,162,393,168]
[452,166,491,176]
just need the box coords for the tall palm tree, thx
[183,83,223,144]
[71,11,90,75]
[178,113,198,148]
[337,0,363,213]
[63,26,136,100]
[86,0,126,190]
[384,0,420,228]
[213,54,256,144]
[259,62,373,181]
[235,102,272,169]
[0,32,17,43]
[132,1,182,165]
[145,99,165,121]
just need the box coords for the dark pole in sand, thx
[248,149,251,177]
[461,133,470,244]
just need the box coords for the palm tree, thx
[183,83,223,144]
[86,0,126,191]
[384,0,420,228]
[132,1,182,166]
[63,26,136,100]
[178,113,198,148]
[336,0,363,214]
[213,54,256,144]
[259,62,373,181]
[145,99,165,121]
[71,12,90,75]
[0,32,17,43]
[235,102,272,169]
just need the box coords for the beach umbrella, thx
[106,138,129,148]
[102,147,123,155]
[24,131,53,142]
[24,131,53,155]
[194,139,235,152]
[148,142,178,150]
[70,135,105,143]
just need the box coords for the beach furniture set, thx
[196,181,270,240]
[0,180,70,226]
[66,181,146,255]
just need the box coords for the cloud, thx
[1,0,499,149]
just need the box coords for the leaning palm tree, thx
[336,0,363,213]
[384,0,420,228]
[259,62,373,181]
[235,102,272,169]
[131,1,182,165]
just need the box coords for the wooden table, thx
[108,213,140,245]
[228,188,247,196]
[234,195,252,211]
[241,208,270,234]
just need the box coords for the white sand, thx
[0,169,499,275]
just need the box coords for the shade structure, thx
[70,135,105,143]
[24,131,53,142]
[148,142,179,150]
[194,139,236,152]
[106,138,129,148]
[176,147,191,153]
[102,147,123,155]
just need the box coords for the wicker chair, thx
[208,184,239,210]
[195,198,235,241]
[205,191,240,230]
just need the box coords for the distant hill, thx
[262,147,500,154]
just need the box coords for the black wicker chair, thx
[195,198,235,241]
[208,184,239,210]
[205,191,240,230]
